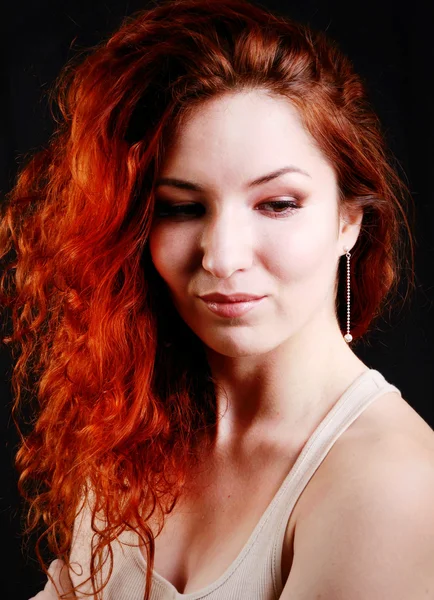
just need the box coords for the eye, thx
[153,198,302,219]
[154,202,203,218]
[257,199,301,218]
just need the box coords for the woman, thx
[2,0,434,598]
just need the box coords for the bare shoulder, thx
[355,389,434,452]
[343,389,434,468]
[347,389,434,474]
[282,391,434,599]
[330,388,434,511]
[297,390,434,519]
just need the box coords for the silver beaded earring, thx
[343,246,353,343]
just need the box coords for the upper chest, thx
[140,391,434,596]
[144,439,303,595]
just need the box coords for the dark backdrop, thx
[1,1,433,598]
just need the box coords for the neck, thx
[204,314,367,452]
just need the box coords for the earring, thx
[343,246,352,343]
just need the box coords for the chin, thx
[199,329,282,358]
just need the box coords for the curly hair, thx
[0,0,415,598]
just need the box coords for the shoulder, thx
[296,389,434,516]
[327,407,434,522]
[327,386,434,480]
[303,388,434,521]
[282,391,434,599]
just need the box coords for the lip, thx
[200,293,265,302]
[200,296,266,318]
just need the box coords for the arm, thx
[29,559,76,600]
[280,448,434,599]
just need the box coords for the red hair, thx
[0,0,414,597]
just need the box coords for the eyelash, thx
[154,199,302,220]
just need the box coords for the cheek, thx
[265,215,337,283]
[148,226,192,290]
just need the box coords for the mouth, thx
[200,296,266,318]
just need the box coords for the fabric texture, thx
[69,368,401,600]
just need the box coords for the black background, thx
[1,1,433,598]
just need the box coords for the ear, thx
[338,202,364,256]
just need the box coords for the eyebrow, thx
[155,166,311,192]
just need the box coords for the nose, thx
[200,208,254,278]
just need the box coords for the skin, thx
[149,89,367,458]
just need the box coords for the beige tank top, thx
[70,368,401,599]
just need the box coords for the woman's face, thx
[149,90,355,357]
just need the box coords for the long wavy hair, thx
[0,0,415,597]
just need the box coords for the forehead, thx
[159,90,337,192]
